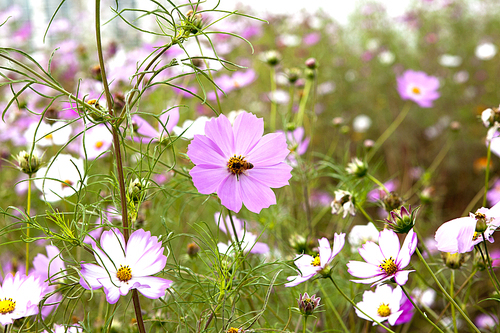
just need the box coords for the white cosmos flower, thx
[81,124,113,159]
[348,222,379,252]
[353,114,372,133]
[0,272,48,325]
[173,116,211,140]
[378,50,395,65]
[356,284,403,326]
[34,154,86,202]
[438,54,462,67]
[475,42,497,60]
[25,121,72,147]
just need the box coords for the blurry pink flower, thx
[286,234,345,287]
[303,32,321,46]
[367,180,398,202]
[487,179,500,206]
[79,229,172,304]
[356,284,403,326]
[475,313,498,330]
[216,70,256,94]
[435,204,500,253]
[396,70,440,108]
[132,108,179,142]
[215,213,269,255]
[277,127,310,166]
[80,124,113,159]
[347,229,417,286]
[393,292,415,325]
[187,112,292,213]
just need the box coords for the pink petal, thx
[159,108,180,133]
[285,274,315,287]
[347,261,382,279]
[132,115,159,139]
[378,229,400,259]
[217,174,243,213]
[359,241,384,265]
[396,229,417,268]
[190,165,230,194]
[204,115,235,157]
[331,233,346,259]
[136,276,173,299]
[187,135,227,166]
[250,242,270,254]
[239,176,276,213]
[245,163,292,188]
[79,263,106,290]
[318,237,332,265]
[245,132,289,166]
[232,112,264,156]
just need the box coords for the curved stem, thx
[327,276,395,333]
[401,286,445,333]
[367,173,389,193]
[479,235,500,292]
[25,175,32,275]
[318,281,350,333]
[415,246,480,333]
[483,142,492,207]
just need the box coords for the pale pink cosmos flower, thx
[132,108,179,143]
[187,112,292,213]
[396,70,440,108]
[215,213,269,255]
[347,229,417,286]
[355,284,404,326]
[80,124,113,160]
[79,228,172,304]
[277,127,310,166]
[435,203,500,253]
[285,234,346,287]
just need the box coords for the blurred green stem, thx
[327,276,395,333]
[479,235,500,292]
[25,175,31,275]
[270,67,277,131]
[288,85,295,116]
[367,173,389,193]
[483,141,492,207]
[303,316,307,333]
[356,203,374,224]
[450,270,457,333]
[401,286,445,333]
[296,78,313,128]
[367,102,411,162]
[414,243,480,333]
[318,282,350,333]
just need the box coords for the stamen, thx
[44,133,53,140]
[472,232,480,241]
[311,255,321,267]
[0,298,16,314]
[116,265,132,282]
[61,179,74,188]
[227,155,253,176]
[95,141,104,149]
[377,303,391,317]
[379,257,398,275]
[411,87,421,94]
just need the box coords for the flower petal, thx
[187,135,227,166]
[136,276,173,299]
[245,163,292,188]
[79,263,106,290]
[204,115,234,157]
[239,175,276,213]
[394,270,413,285]
[217,174,243,213]
[378,229,400,259]
[396,229,417,268]
[246,132,289,167]
[359,241,385,265]
[318,237,332,266]
[347,261,382,279]
[232,112,264,155]
[190,165,230,195]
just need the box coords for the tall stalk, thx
[25,175,32,276]
[94,1,145,332]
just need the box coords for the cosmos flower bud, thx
[289,234,309,254]
[475,212,488,233]
[331,190,356,218]
[44,107,59,125]
[187,242,200,258]
[85,99,107,122]
[286,67,301,84]
[113,92,125,114]
[305,58,318,70]
[419,187,434,204]
[332,117,344,126]
[304,68,316,80]
[128,178,148,204]
[16,150,43,176]
[185,10,203,34]
[90,64,102,81]
[385,205,419,234]
[346,157,367,178]
[297,292,321,316]
[441,252,466,269]
[264,50,281,67]
[381,192,404,212]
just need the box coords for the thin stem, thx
[327,276,395,333]
[226,209,242,253]
[270,66,277,131]
[367,173,389,193]
[25,175,32,275]
[483,142,492,207]
[479,236,500,292]
[367,102,411,162]
[415,246,480,333]
[296,78,313,128]
[450,270,457,333]
[401,286,445,333]
[95,1,144,332]
[303,316,307,333]
[356,203,375,224]
[318,281,350,333]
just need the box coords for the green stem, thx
[303,316,307,333]
[367,173,389,193]
[327,276,395,333]
[484,141,492,207]
[25,175,32,276]
[296,78,313,127]
[287,85,295,116]
[367,102,411,162]
[401,286,445,333]
[318,281,350,333]
[226,209,242,253]
[450,271,457,333]
[415,246,480,333]
[479,235,500,292]
[270,67,277,131]
[356,203,375,224]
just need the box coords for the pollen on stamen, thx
[95,141,104,149]
[377,303,391,317]
[411,87,421,94]
[116,265,132,282]
[311,255,321,267]
[0,297,16,314]
[227,155,253,176]
[379,257,398,275]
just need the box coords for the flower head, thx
[331,190,356,218]
[355,284,404,326]
[346,158,367,178]
[80,124,113,159]
[79,228,172,304]
[384,205,419,234]
[297,292,321,316]
[0,272,49,325]
[435,203,500,253]
[215,213,269,255]
[397,70,440,108]
[16,150,43,175]
[187,112,292,213]
[285,234,346,287]
[347,229,417,286]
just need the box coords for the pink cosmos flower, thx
[132,108,179,143]
[187,112,292,213]
[285,234,346,287]
[216,70,256,95]
[435,203,500,253]
[215,213,269,255]
[347,229,417,286]
[79,228,172,304]
[0,272,49,325]
[396,70,440,108]
[487,179,500,206]
[277,127,310,166]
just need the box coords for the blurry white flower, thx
[227,110,246,124]
[317,81,336,95]
[268,90,290,104]
[366,39,380,51]
[331,190,356,218]
[345,70,357,82]
[34,154,86,202]
[482,108,495,127]
[353,114,372,133]
[277,34,301,47]
[438,54,462,67]
[475,42,497,60]
[348,222,379,252]
[173,116,211,140]
[377,50,395,65]
[25,121,72,147]
[412,288,436,308]
[81,124,113,159]
[453,70,469,84]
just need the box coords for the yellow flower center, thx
[44,133,53,140]
[227,155,253,176]
[116,265,132,282]
[61,179,74,188]
[472,232,480,241]
[377,303,391,317]
[95,141,104,149]
[311,255,321,267]
[233,80,240,88]
[411,87,421,94]
[227,328,240,333]
[379,257,398,275]
[0,298,16,314]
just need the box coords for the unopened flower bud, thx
[297,292,321,316]
[286,68,301,84]
[346,157,367,178]
[264,50,281,67]
[449,121,461,132]
[16,151,43,175]
[86,99,107,122]
[363,139,375,149]
[44,107,59,125]
[340,125,350,134]
[305,58,318,70]
[186,10,203,34]
[304,68,316,80]
[474,212,488,233]
[381,192,404,212]
[332,117,344,126]
[441,252,466,269]
[385,205,419,234]
[187,242,200,258]
[128,178,148,204]
[419,187,434,204]
[113,92,125,114]
[289,234,308,254]
[90,64,102,81]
